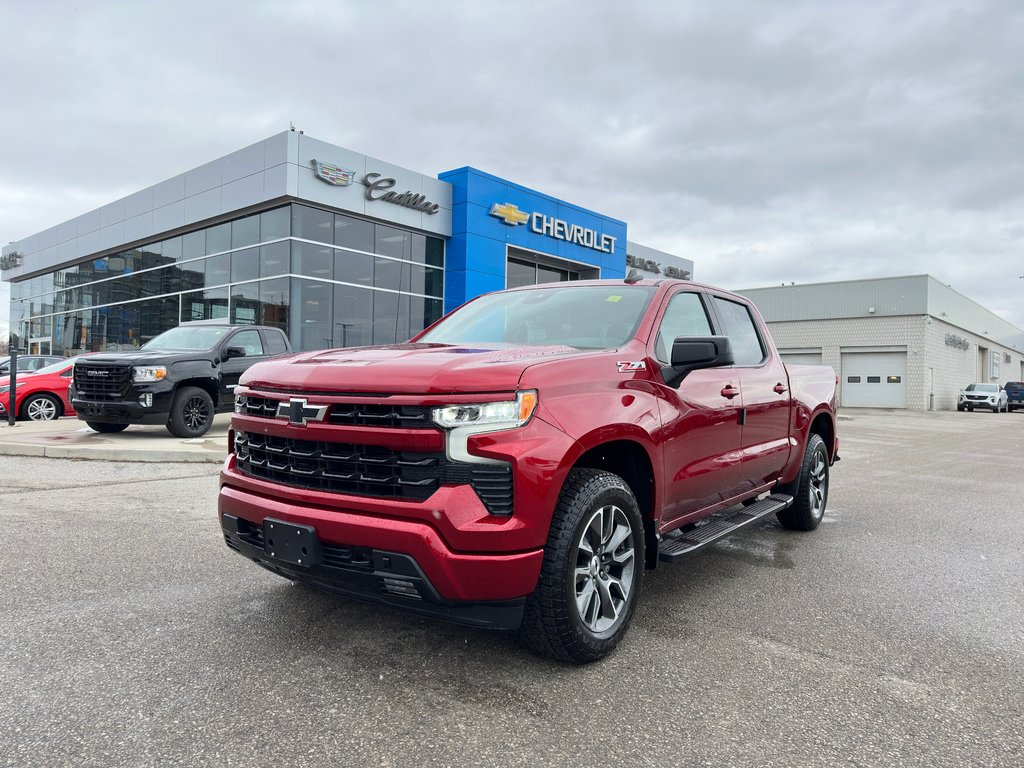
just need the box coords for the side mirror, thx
[664,336,734,387]
[225,346,246,359]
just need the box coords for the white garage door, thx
[781,352,822,366]
[841,351,907,408]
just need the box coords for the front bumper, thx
[219,480,542,629]
[70,381,176,424]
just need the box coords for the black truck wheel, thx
[86,422,129,433]
[776,433,829,531]
[22,393,62,421]
[167,386,215,438]
[520,468,644,663]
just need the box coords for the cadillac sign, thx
[311,159,357,186]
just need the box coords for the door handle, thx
[773,382,788,394]
[720,385,740,399]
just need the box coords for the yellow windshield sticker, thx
[606,295,622,302]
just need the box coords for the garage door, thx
[780,352,822,366]
[841,351,907,408]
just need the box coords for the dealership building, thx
[738,276,1024,410]
[0,131,692,358]
[3,132,1020,412]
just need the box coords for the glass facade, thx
[9,204,444,355]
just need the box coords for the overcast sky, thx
[1,0,1022,340]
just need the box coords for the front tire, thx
[21,393,62,421]
[87,422,129,433]
[520,469,645,663]
[777,433,829,531]
[167,386,215,438]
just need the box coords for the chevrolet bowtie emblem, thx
[277,398,328,426]
[489,202,531,226]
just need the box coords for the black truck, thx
[70,322,291,437]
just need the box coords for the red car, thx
[0,357,81,421]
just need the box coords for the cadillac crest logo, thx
[311,159,357,186]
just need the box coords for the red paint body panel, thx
[218,278,837,608]
[0,363,76,418]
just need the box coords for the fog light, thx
[139,393,153,408]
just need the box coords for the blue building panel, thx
[440,166,628,305]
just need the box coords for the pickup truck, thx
[219,279,838,662]
[70,321,291,437]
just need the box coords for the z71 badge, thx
[616,361,647,373]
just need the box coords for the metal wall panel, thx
[738,275,929,322]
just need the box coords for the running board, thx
[658,493,794,563]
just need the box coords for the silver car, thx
[957,383,1009,413]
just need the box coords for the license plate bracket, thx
[263,518,323,567]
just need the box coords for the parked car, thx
[957,383,1008,412]
[69,322,292,437]
[0,357,82,421]
[219,278,839,662]
[0,355,63,376]
[1004,381,1024,412]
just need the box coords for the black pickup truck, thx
[70,322,292,437]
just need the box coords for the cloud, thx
[1,0,1022,327]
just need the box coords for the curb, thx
[0,442,226,464]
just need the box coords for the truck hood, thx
[240,343,591,394]
[76,351,207,366]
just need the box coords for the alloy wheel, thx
[809,450,828,518]
[574,504,635,633]
[183,396,211,432]
[27,398,58,421]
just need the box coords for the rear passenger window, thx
[654,292,713,362]
[231,330,265,356]
[264,330,288,355]
[712,297,766,366]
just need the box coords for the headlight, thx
[234,394,247,414]
[432,390,538,430]
[133,366,167,382]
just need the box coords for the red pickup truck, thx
[219,279,838,662]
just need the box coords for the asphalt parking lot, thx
[2,409,1022,767]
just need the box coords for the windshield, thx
[142,326,231,351]
[34,357,81,375]
[965,384,998,392]
[418,285,656,349]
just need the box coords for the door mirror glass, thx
[225,346,246,359]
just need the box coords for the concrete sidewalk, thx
[0,414,230,463]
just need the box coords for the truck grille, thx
[241,395,433,429]
[74,364,133,400]
[234,431,513,514]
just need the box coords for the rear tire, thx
[520,469,645,663]
[776,433,829,532]
[87,422,129,433]
[167,386,215,438]
[21,393,62,421]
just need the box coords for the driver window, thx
[655,292,712,362]
[231,330,265,356]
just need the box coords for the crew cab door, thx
[709,295,792,493]
[650,289,745,525]
[219,329,268,403]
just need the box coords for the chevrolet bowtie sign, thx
[277,398,328,426]
[488,203,617,254]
